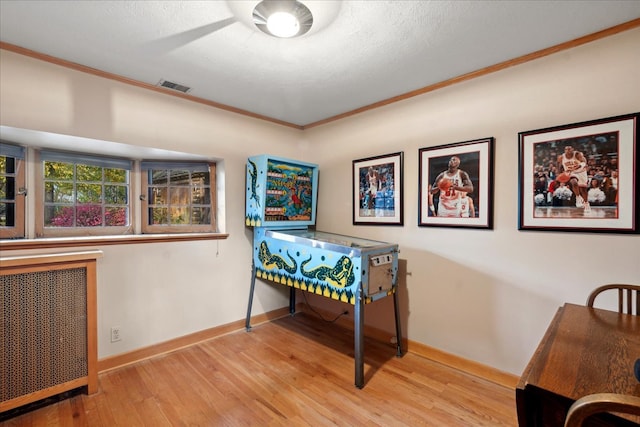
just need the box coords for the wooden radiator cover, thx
[0,251,102,413]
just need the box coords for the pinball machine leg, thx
[354,282,365,389]
[393,285,403,357]
[289,287,296,316]
[246,260,257,332]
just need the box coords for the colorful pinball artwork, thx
[252,228,398,305]
[245,155,318,227]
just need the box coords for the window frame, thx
[0,143,26,239]
[141,162,217,234]
[34,150,134,238]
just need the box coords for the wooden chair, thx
[587,284,640,315]
[564,393,640,427]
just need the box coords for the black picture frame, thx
[418,138,494,229]
[518,112,639,233]
[352,152,404,226]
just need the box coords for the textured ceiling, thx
[1,1,640,127]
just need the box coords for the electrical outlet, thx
[110,326,122,343]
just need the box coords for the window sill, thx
[0,233,229,251]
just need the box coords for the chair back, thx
[587,284,640,315]
[564,392,640,427]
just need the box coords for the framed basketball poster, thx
[418,138,494,229]
[518,112,639,233]
[352,152,403,226]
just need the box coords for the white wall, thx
[0,50,302,358]
[1,28,639,375]
[305,28,640,375]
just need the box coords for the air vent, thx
[157,79,191,93]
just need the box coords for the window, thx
[141,162,216,234]
[0,143,26,239]
[36,151,133,237]
[0,138,220,243]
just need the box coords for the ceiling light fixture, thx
[253,0,313,38]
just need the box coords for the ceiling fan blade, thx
[144,17,237,55]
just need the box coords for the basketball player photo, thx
[518,113,638,233]
[419,138,494,229]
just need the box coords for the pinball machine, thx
[244,154,402,388]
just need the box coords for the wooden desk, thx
[516,303,640,427]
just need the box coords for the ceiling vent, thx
[157,79,191,93]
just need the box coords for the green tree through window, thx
[43,154,130,230]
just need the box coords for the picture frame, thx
[418,138,494,229]
[352,152,403,226]
[518,112,639,234]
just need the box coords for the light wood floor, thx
[2,313,518,426]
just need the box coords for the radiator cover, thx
[1,268,87,402]
[0,251,101,413]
